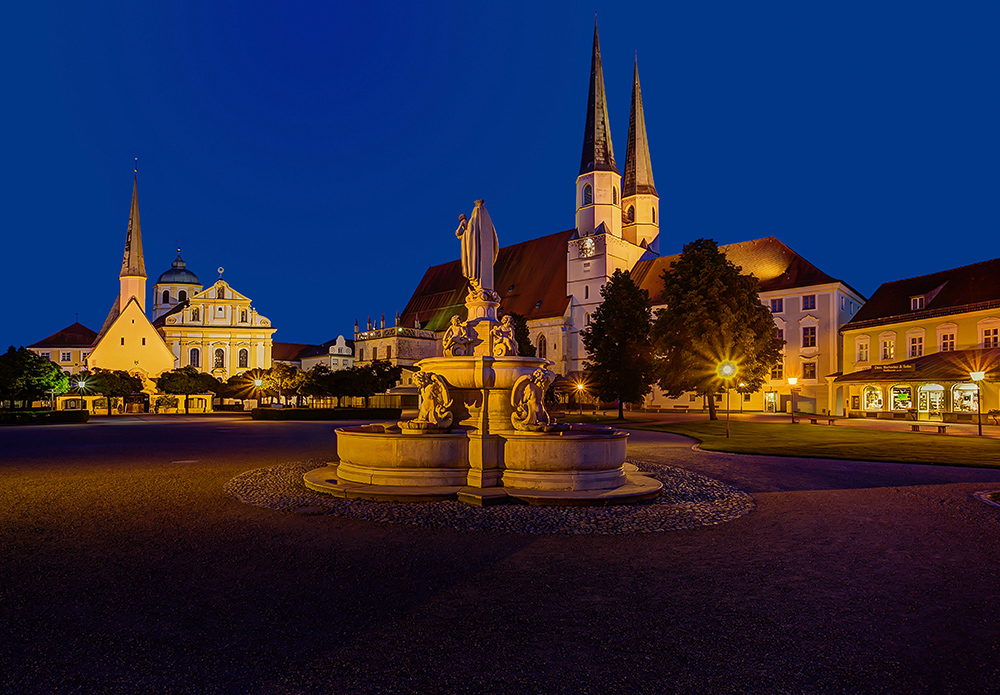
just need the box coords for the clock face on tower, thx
[580,238,596,258]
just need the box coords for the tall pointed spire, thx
[579,21,618,176]
[623,57,657,197]
[120,168,146,279]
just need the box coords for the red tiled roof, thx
[400,230,575,331]
[630,237,859,305]
[28,322,98,348]
[271,342,314,362]
[844,257,1000,330]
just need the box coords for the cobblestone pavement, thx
[3,416,1000,694]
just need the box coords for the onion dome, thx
[156,250,201,285]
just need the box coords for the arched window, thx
[626,206,635,223]
[953,384,979,412]
[583,184,593,206]
[241,310,248,323]
[190,348,200,368]
[214,348,225,369]
[613,187,618,205]
[537,334,547,359]
[191,308,200,322]
[162,290,170,304]
[862,385,882,411]
[178,290,187,302]
[217,287,225,299]
[238,348,249,369]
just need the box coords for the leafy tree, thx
[85,368,145,415]
[652,238,782,420]
[0,346,69,408]
[267,362,306,406]
[156,366,220,414]
[580,269,656,420]
[369,359,402,394]
[507,313,536,357]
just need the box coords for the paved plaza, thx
[2,414,1000,693]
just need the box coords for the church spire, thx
[623,57,656,197]
[579,21,618,176]
[120,169,146,279]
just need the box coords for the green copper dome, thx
[156,251,201,285]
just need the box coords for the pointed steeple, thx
[120,171,146,279]
[579,22,618,176]
[623,57,657,197]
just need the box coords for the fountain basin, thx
[415,355,550,390]
[336,425,468,487]
[501,428,629,491]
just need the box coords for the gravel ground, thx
[225,460,756,534]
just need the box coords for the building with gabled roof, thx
[27,322,98,374]
[356,24,866,416]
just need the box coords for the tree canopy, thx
[156,366,221,413]
[507,312,536,357]
[82,368,145,415]
[652,238,782,420]
[580,268,656,419]
[0,346,69,407]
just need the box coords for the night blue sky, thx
[5,1,999,346]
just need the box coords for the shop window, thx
[983,327,1000,348]
[214,349,224,369]
[190,348,200,368]
[583,184,593,206]
[863,386,883,411]
[918,384,945,414]
[238,348,248,369]
[890,385,913,411]
[909,336,923,358]
[803,362,817,380]
[770,298,783,313]
[771,360,783,380]
[802,295,816,310]
[940,333,955,351]
[881,339,895,360]
[802,326,816,348]
[952,384,979,412]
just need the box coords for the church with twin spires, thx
[354,24,866,417]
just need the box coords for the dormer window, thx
[911,296,925,310]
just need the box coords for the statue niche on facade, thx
[511,367,557,432]
[443,315,472,357]
[492,314,518,357]
[400,371,454,431]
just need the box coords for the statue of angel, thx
[492,314,518,357]
[443,315,471,357]
[511,367,557,431]
[410,371,454,429]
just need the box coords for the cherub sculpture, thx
[511,367,557,431]
[492,314,518,357]
[443,315,472,357]
[403,371,454,430]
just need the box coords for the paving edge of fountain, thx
[225,459,756,535]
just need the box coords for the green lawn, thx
[630,420,1000,468]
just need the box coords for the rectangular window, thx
[743,393,751,402]
[61,352,71,362]
[386,346,392,360]
[776,329,784,342]
[770,298,783,313]
[984,328,1000,348]
[372,347,378,360]
[142,337,146,346]
[802,295,816,310]
[803,362,817,380]
[41,351,50,359]
[121,338,125,346]
[802,326,817,348]
[689,394,697,402]
[881,340,895,360]
[771,361,784,380]
[857,343,869,362]
[909,336,923,358]
[911,296,925,310]
[940,333,955,352]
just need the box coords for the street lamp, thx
[788,377,799,424]
[717,361,738,438]
[576,382,585,416]
[970,371,985,437]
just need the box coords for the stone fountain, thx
[305,200,662,505]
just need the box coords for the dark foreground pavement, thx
[2,415,1000,694]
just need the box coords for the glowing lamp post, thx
[787,377,799,424]
[576,382,585,416]
[717,361,738,438]
[970,371,985,437]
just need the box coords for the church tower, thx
[119,172,147,313]
[574,22,622,240]
[621,57,659,254]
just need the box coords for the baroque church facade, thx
[354,25,867,416]
[29,173,275,392]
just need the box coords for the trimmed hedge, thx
[0,410,90,425]
[251,407,402,421]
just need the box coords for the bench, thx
[911,424,950,434]
[809,417,837,425]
